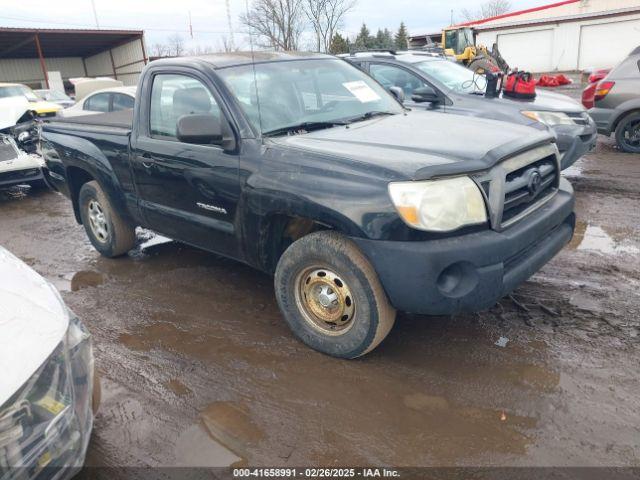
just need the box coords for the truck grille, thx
[472,144,560,231]
[0,138,18,162]
[501,156,558,226]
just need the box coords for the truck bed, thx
[45,109,133,132]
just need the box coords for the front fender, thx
[240,169,401,271]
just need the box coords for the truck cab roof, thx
[152,51,334,69]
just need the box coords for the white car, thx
[59,86,136,118]
[0,135,45,189]
[0,247,97,477]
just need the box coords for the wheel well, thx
[613,108,640,132]
[66,167,95,224]
[263,215,331,273]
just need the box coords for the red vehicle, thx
[582,69,611,109]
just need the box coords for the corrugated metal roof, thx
[0,27,143,59]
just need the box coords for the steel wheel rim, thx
[88,199,109,243]
[294,266,356,336]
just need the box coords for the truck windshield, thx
[414,59,487,94]
[217,58,403,135]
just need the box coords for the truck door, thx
[131,71,240,259]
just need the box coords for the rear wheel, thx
[274,231,396,358]
[615,111,640,153]
[78,181,136,257]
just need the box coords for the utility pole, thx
[90,0,100,28]
[450,9,454,26]
[225,0,235,50]
[189,11,194,39]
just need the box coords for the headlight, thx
[0,313,93,473]
[388,176,488,232]
[521,111,574,126]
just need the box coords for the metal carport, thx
[0,27,147,88]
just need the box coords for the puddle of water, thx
[165,379,192,397]
[71,270,105,291]
[174,401,262,467]
[49,270,105,293]
[200,402,265,455]
[568,222,639,255]
[174,424,243,467]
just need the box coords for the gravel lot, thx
[1,94,638,472]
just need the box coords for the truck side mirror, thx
[388,86,405,103]
[176,114,236,151]
[411,85,439,104]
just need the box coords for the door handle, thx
[139,153,155,169]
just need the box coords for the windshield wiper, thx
[343,111,396,124]
[263,121,348,137]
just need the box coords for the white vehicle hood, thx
[0,247,69,407]
[0,96,30,131]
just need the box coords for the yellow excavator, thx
[440,26,509,74]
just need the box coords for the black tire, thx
[468,57,498,75]
[78,181,136,257]
[274,231,396,359]
[614,111,640,153]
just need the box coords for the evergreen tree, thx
[395,22,409,50]
[354,23,374,50]
[382,28,395,49]
[375,29,386,49]
[329,33,350,54]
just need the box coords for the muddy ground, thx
[1,129,639,471]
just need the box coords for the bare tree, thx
[240,0,305,51]
[167,34,186,57]
[304,0,357,52]
[460,0,511,22]
[188,44,216,56]
[219,36,241,53]
[151,42,170,57]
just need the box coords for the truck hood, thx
[494,89,585,113]
[0,96,30,130]
[270,110,553,180]
[0,247,69,407]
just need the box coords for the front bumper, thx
[0,168,44,189]
[352,180,575,315]
[0,316,95,480]
[554,121,597,170]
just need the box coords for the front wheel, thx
[78,181,136,257]
[614,111,640,153]
[274,231,396,358]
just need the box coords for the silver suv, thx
[589,46,640,153]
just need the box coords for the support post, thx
[139,35,148,64]
[34,34,49,89]
[109,49,118,79]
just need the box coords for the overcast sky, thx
[0,0,550,50]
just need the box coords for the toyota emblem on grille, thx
[528,170,542,197]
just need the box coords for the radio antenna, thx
[244,0,264,136]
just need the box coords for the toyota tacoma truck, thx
[41,52,575,358]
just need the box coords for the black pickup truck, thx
[41,52,575,358]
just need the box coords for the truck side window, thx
[369,64,426,97]
[149,74,221,140]
[84,93,110,112]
